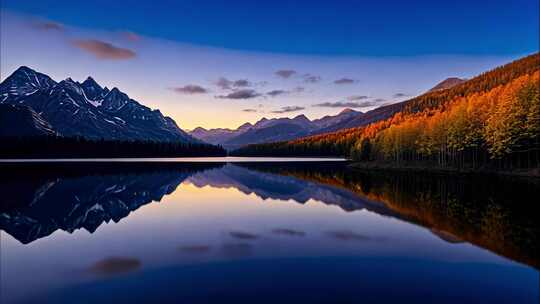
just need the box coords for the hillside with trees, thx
[232,53,540,171]
[0,136,226,158]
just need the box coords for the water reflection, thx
[0,162,224,244]
[237,162,540,269]
[1,162,538,268]
[0,161,538,303]
[88,257,142,276]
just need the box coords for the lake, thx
[0,159,538,303]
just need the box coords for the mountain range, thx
[1,66,468,149]
[189,108,363,150]
[189,77,466,149]
[0,66,196,142]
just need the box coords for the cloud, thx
[275,69,297,79]
[73,39,136,60]
[88,257,141,275]
[271,106,305,113]
[229,231,260,240]
[121,31,141,42]
[242,108,257,112]
[233,79,251,87]
[347,95,369,100]
[313,101,379,108]
[266,89,288,97]
[216,77,233,90]
[215,77,253,90]
[217,89,261,99]
[326,230,372,241]
[393,93,409,98]
[374,98,386,102]
[178,245,212,254]
[334,78,356,84]
[292,86,305,93]
[303,74,321,83]
[170,85,208,94]
[272,228,306,237]
[35,21,64,31]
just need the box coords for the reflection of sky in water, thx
[1,166,538,303]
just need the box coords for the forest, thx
[0,136,226,158]
[232,53,540,171]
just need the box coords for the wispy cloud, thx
[303,74,321,83]
[34,21,64,31]
[121,31,141,42]
[275,69,297,79]
[217,89,261,99]
[393,92,409,98]
[271,106,305,113]
[72,39,136,60]
[233,79,251,87]
[374,98,386,102]
[170,85,208,94]
[313,101,380,108]
[266,89,288,97]
[242,108,257,112]
[272,228,306,237]
[216,77,232,90]
[215,77,253,90]
[347,95,369,100]
[334,78,356,84]
[229,231,260,240]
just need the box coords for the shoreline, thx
[349,162,540,179]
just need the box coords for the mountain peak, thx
[238,122,253,130]
[339,108,357,114]
[81,77,102,89]
[82,76,100,87]
[191,126,207,133]
[429,77,466,92]
[0,68,195,143]
[80,76,106,101]
[1,66,57,92]
[109,87,121,94]
[293,114,310,122]
[14,66,38,75]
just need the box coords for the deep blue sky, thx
[3,0,538,56]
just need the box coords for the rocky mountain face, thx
[190,109,363,150]
[0,104,57,137]
[0,66,196,142]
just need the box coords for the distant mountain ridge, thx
[189,108,363,150]
[190,74,467,149]
[0,66,196,142]
[231,53,540,158]
[429,77,466,92]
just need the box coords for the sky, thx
[1,0,538,129]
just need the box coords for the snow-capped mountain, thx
[0,66,196,142]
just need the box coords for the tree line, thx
[232,54,540,170]
[0,136,226,158]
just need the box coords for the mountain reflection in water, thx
[0,161,538,304]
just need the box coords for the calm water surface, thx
[0,160,538,303]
